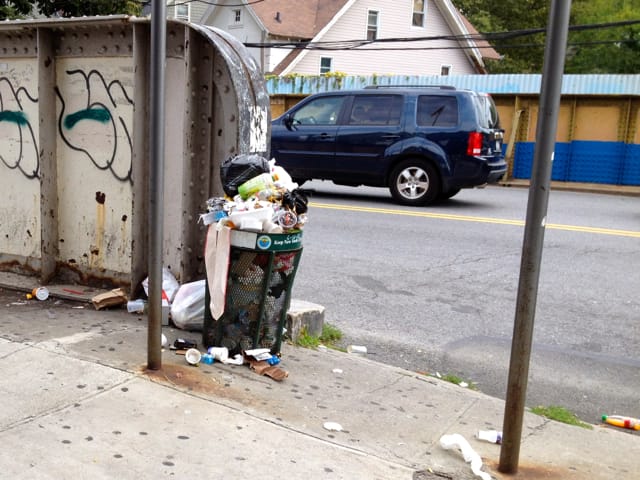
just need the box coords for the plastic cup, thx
[32,287,49,301]
[347,345,367,354]
[127,299,145,313]
[185,348,202,365]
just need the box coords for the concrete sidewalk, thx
[0,283,638,479]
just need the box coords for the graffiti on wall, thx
[0,68,134,182]
[0,77,39,179]
[56,68,134,183]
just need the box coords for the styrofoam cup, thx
[347,345,367,354]
[185,348,202,365]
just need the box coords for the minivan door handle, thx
[319,133,333,139]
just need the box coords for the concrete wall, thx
[0,16,270,291]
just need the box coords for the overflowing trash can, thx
[203,229,302,355]
[201,153,308,357]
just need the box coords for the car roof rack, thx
[364,85,457,90]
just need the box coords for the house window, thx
[441,65,451,76]
[367,10,379,40]
[232,9,242,24]
[320,57,332,74]
[171,1,189,20]
[412,0,425,27]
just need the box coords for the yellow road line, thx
[309,202,640,238]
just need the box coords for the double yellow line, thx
[309,202,640,238]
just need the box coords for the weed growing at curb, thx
[295,323,343,349]
[530,405,593,429]
[431,372,478,390]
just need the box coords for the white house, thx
[184,0,498,76]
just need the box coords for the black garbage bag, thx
[220,154,270,197]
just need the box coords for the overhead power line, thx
[242,19,640,51]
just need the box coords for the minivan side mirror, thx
[284,114,294,130]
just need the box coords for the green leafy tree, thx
[455,0,550,73]
[36,0,142,17]
[0,0,34,19]
[455,0,640,73]
[565,0,640,73]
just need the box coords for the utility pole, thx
[147,0,167,370]
[498,0,572,473]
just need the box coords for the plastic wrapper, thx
[220,154,270,197]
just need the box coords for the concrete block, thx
[286,299,325,342]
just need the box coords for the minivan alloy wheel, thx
[389,159,440,206]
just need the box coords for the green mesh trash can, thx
[203,230,303,356]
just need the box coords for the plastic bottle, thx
[476,430,502,444]
[267,355,281,366]
[238,173,275,199]
[602,415,640,430]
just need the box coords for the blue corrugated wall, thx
[512,141,640,185]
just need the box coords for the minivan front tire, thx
[389,159,440,206]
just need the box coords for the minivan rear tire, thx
[389,159,440,206]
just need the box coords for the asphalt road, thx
[291,180,640,425]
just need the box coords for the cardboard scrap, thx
[247,358,288,381]
[91,288,128,310]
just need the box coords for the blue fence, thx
[512,141,640,185]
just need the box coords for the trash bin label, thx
[257,233,302,251]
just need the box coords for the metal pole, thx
[498,0,572,473]
[147,0,167,370]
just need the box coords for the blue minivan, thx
[270,86,506,206]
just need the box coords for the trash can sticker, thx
[255,232,303,251]
[257,235,272,250]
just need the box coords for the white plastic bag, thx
[170,280,206,330]
[439,434,492,480]
[142,267,180,304]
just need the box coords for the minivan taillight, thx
[467,132,482,156]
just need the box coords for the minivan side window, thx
[292,96,345,125]
[417,95,458,127]
[348,95,403,125]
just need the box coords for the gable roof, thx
[250,0,349,39]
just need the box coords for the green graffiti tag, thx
[0,110,29,126]
[63,107,111,129]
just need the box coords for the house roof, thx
[459,14,501,61]
[250,0,349,39]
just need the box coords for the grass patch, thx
[435,373,477,390]
[530,405,593,429]
[295,323,343,349]
[319,323,342,344]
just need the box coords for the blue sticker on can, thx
[257,235,272,250]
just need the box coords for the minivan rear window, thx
[417,95,458,127]
[473,93,500,129]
